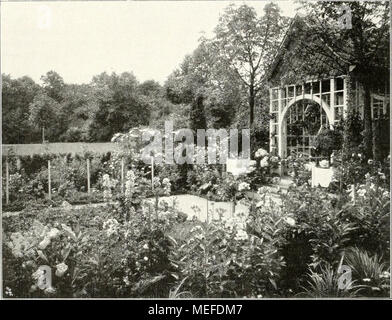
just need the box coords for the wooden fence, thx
[2,143,121,205]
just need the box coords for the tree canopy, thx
[210,3,289,126]
[2,1,389,157]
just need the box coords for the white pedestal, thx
[311,167,334,188]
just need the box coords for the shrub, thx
[251,186,360,293]
[3,199,183,298]
[344,247,390,297]
[299,264,361,298]
[341,174,390,256]
[282,153,312,187]
[171,216,285,298]
[313,127,342,158]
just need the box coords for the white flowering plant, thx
[3,218,88,298]
[3,199,187,298]
[170,217,285,298]
[243,148,281,189]
[282,152,312,187]
[341,173,390,257]
[331,150,390,192]
[252,181,390,297]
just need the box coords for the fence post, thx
[121,157,125,194]
[87,158,91,194]
[206,198,209,223]
[48,159,51,200]
[151,156,154,190]
[5,156,9,205]
[16,157,22,170]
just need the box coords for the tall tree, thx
[59,83,96,142]
[28,92,60,142]
[190,95,207,132]
[88,72,151,141]
[2,74,40,143]
[137,80,176,127]
[210,3,288,126]
[138,80,162,97]
[41,70,65,102]
[164,45,209,130]
[165,40,243,130]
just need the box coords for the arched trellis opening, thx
[269,77,390,163]
[278,96,334,159]
[269,92,335,162]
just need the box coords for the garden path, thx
[3,179,292,220]
[152,188,285,223]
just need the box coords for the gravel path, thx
[149,194,250,222]
[3,187,285,222]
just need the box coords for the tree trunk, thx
[249,85,255,126]
[362,83,373,159]
[191,95,207,132]
[42,126,45,143]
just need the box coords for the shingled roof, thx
[267,14,352,86]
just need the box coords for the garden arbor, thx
[269,76,389,161]
[268,16,390,164]
[269,78,344,159]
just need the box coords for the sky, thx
[1,1,298,85]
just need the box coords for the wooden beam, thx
[5,157,9,205]
[330,77,335,125]
[343,76,348,119]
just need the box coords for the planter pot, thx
[311,166,333,187]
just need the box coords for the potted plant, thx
[313,127,343,166]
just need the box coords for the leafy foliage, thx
[299,264,361,298]
[344,247,390,297]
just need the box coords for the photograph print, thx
[1,0,390,299]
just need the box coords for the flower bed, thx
[3,172,389,298]
[2,133,390,298]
